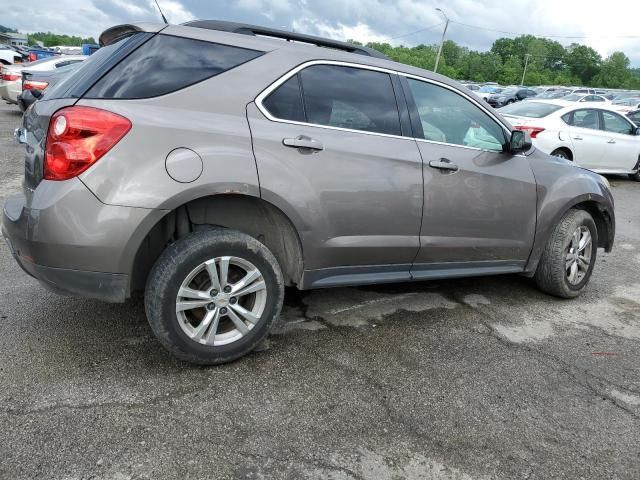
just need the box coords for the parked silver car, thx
[2,21,615,364]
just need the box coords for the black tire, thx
[145,228,284,365]
[534,209,598,298]
[550,148,571,160]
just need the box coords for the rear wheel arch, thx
[130,194,304,295]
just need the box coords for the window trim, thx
[255,60,512,150]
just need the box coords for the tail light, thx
[1,73,21,81]
[44,106,131,181]
[514,126,545,139]
[23,80,49,91]
[28,52,37,62]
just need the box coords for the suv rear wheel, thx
[145,228,284,365]
[534,209,597,298]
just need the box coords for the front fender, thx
[524,152,615,274]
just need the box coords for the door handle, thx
[573,136,583,140]
[283,135,324,151]
[429,159,459,172]
[607,139,616,144]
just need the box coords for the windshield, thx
[562,94,584,101]
[499,101,563,118]
[478,86,499,93]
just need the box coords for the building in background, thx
[0,32,28,46]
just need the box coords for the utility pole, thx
[434,8,449,73]
[521,53,531,85]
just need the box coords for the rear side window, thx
[85,34,263,99]
[262,65,401,136]
[262,75,305,122]
[300,65,401,135]
[563,109,599,129]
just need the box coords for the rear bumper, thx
[3,235,128,302]
[2,178,167,303]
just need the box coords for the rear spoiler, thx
[99,23,167,47]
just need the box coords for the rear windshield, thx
[84,34,263,99]
[499,101,563,118]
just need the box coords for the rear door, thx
[401,76,537,275]
[563,108,606,169]
[598,110,640,172]
[247,63,424,283]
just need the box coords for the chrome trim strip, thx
[254,59,513,145]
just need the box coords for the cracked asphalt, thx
[1,101,639,480]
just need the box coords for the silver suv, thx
[2,21,615,364]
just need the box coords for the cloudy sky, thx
[4,0,640,65]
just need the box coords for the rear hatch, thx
[21,28,158,192]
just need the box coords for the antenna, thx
[154,0,169,24]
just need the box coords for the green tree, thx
[565,44,601,85]
[593,52,631,87]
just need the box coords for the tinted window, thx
[407,78,506,151]
[499,101,563,118]
[299,65,401,136]
[262,75,304,122]
[86,34,263,99]
[602,111,633,134]
[565,109,599,129]
[46,33,152,100]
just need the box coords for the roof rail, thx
[182,20,389,60]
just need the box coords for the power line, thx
[449,20,640,39]
[385,22,444,41]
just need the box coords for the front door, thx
[598,109,640,172]
[247,63,424,286]
[401,76,537,277]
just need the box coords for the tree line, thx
[360,35,640,89]
[0,25,95,47]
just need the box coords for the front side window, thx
[602,111,634,134]
[406,78,506,151]
[565,109,599,129]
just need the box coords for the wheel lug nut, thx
[223,286,232,293]
[220,307,228,314]
[229,297,237,305]
[210,289,218,297]
[206,303,215,311]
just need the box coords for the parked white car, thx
[474,85,505,100]
[553,93,610,106]
[499,100,640,180]
[609,97,640,113]
[0,55,86,104]
[0,47,22,65]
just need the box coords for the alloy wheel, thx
[175,256,267,346]
[565,226,592,285]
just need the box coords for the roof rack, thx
[182,20,389,60]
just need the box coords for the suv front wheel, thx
[145,228,284,365]
[534,209,597,298]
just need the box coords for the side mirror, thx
[508,130,532,154]
[30,89,43,99]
